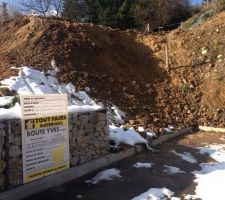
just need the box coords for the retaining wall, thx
[0,121,6,191]
[0,109,109,191]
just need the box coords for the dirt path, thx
[22,131,225,200]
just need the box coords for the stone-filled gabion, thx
[0,121,6,191]
[69,110,109,166]
[8,119,23,187]
[0,108,109,191]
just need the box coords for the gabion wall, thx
[0,109,109,191]
[0,121,6,191]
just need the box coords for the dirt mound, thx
[1,13,225,130]
[0,16,165,120]
[137,11,225,128]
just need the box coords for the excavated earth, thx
[0,13,225,132]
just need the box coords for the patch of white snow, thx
[163,165,185,174]
[85,168,121,184]
[171,150,197,164]
[109,125,147,146]
[198,144,225,162]
[0,103,21,119]
[138,127,145,132]
[131,187,175,200]
[191,144,225,200]
[133,162,152,169]
[0,96,14,107]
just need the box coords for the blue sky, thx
[192,0,202,4]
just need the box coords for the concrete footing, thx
[199,126,225,133]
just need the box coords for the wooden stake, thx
[165,43,169,72]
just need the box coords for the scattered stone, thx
[201,49,208,55]
[217,54,222,59]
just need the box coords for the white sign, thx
[20,94,69,183]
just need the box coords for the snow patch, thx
[109,105,126,125]
[131,187,175,200]
[0,96,14,107]
[133,162,152,169]
[198,144,225,162]
[146,131,157,138]
[1,66,98,106]
[85,168,121,184]
[68,105,103,113]
[191,144,225,200]
[109,125,147,146]
[138,127,145,132]
[171,150,197,164]
[163,165,185,174]
[0,66,104,119]
[192,162,225,200]
[183,194,199,200]
[0,103,21,119]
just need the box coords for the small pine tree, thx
[62,0,80,20]
[117,0,136,29]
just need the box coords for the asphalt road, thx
[23,131,224,200]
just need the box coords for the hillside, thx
[0,13,225,131]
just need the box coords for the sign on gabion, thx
[20,94,69,183]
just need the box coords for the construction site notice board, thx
[20,94,69,183]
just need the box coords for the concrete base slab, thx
[199,126,225,133]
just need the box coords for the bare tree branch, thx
[21,0,61,17]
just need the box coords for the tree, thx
[21,0,63,17]
[61,0,192,30]
[0,1,23,21]
[62,0,87,20]
[134,0,191,31]
[171,0,192,24]
[85,0,136,29]
[51,0,64,17]
[135,0,173,30]
[117,0,137,28]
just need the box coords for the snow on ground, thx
[131,187,179,200]
[0,65,128,125]
[164,128,174,133]
[109,125,148,146]
[0,66,105,119]
[138,127,145,132]
[0,103,21,119]
[133,162,152,169]
[163,165,185,174]
[0,66,97,105]
[110,105,126,125]
[183,194,199,200]
[198,144,225,162]
[68,105,103,113]
[146,131,157,137]
[0,96,14,107]
[171,150,197,164]
[85,168,121,184]
[192,162,225,200]
[190,144,225,200]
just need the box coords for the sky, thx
[192,0,203,4]
[0,0,203,5]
